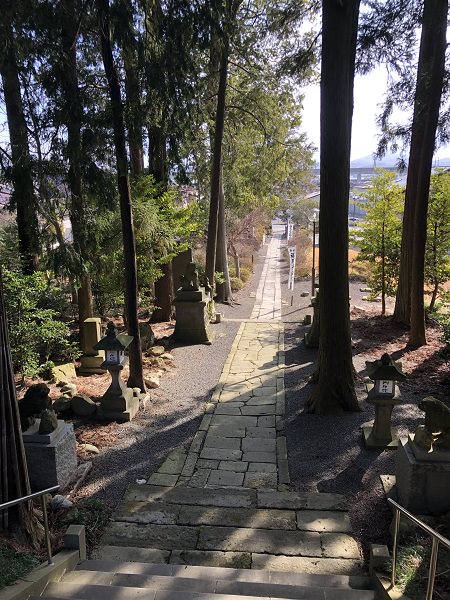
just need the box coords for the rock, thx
[38,409,58,434]
[145,375,160,389]
[159,338,170,349]
[50,494,73,510]
[71,394,97,417]
[60,383,77,397]
[139,321,155,351]
[78,443,100,454]
[161,352,174,361]
[300,292,309,297]
[19,384,51,431]
[52,395,72,413]
[150,345,165,357]
[51,363,77,386]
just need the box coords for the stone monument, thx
[173,262,211,344]
[94,321,139,422]
[396,396,450,514]
[78,317,106,374]
[304,290,319,348]
[362,353,406,448]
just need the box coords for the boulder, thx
[139,321,155,351]
[150,345,165,357]
[71,394,97,417]
[60,383,77,397]
[161,352,174,361]
[51,363,77,386]
[145,375,160,389]
[53,395,72,414]
[78,443,100,454]
[50,495,73,510]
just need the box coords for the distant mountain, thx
[350,152,405,168]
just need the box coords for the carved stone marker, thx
[23,419,77,492]
[173,262,211,344]
[78,317,106,374]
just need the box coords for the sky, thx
[299,66,450,163]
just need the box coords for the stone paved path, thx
[96,225,366,577]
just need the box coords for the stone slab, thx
[218,461,248,472]
[177,506,296,530]
[92,545,170,563]
[197,526,321,556]
[246,427,276,439]
[115,502,179,525]
[181,453,198,477]
[147,473,179,487]
[207,470,245,487]
[101,522,198,550]
[242,452,277,463]
[243,472,278,489]
[188,469,211,488]
[257,416,276,428]
[211,415,258,427]
[241,405,276,416]
[189,431,206,454]
[204,437,241,450]
[251,554,364,575]
[321,533,361,559]
[208,426,246,438]
[242,438,276,453]
[199,448,242,461]
[124,485,256,508]
[248,462,276,473]
[258,491,347,511]
[196,459,219,470]
[169,550,251,569]
[296,510,352,533]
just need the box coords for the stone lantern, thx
[363,352,406,448]
[93,322,138,422]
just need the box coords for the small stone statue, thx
[413,396,450,451]
[19,383,57,433]
[180,262,200,291]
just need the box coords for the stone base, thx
[395,438,450,514]
[97,394,139,423]
[78,354,106,375]
[409,434,450,463]
[173,297,211,344]
[24,422,77,491]
[23,419,66,444]
[362,424,399,448]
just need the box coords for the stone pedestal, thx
[363,384,401,448]
[395,438,450,514]
[23,420,77,492]
[304,293,319,348]
[78,318,106,374]
[173,288,211,344]
[97,361,138,422]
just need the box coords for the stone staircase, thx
[33,484,378,599]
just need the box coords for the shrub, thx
[2,270,81,378]
[239,267,252,282]
[230,277,244,291]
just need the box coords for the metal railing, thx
[0,485,59,565]
[388,498,450,600]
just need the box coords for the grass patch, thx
[63,498,110,554]
[390,531,450,599]
[0,542,40,589]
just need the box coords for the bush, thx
[0,543,39,589]
[239,266,252,282]
[230,277,244,292]
[2,270,81,378]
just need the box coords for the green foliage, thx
[0,543,40,589]
[230,277,244,291]
[289,197,320,229]
[2,269,80,378]
[228,266,251,282]
[425,170,450,306]
[353,170,404,300]
[0,223,22,272]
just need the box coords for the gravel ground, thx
[75,244,268,510]
[280,244,448,561]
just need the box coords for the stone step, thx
[91,547,365,575]
[123,485,348,512]
[75,560,373,590]
[114,501,352,533]
[55,571,377,599]
[100,521,360,560]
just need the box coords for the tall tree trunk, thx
[205,44,228,290]
[60,0,93,327]
[0,16,39,275]
[98,0,145,391]
[148,126,167,186]
[381,222,386,315]
[305,0,360,415]
[215,181,232,303]
[409,0,447,348]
